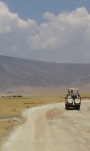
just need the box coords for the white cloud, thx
[0,1,37,33]
[0,1,90,63]
[27,7,90,63]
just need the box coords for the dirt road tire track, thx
[1,100,90,151]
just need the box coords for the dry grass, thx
[0,96,64,145]
[0,121,19,144]
[0,96,64,117]
[80,93,90,99]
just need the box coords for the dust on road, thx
[1,100,90,151]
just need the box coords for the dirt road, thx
[1,100,90,151]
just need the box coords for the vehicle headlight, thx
[68,99,73,103]
[75,99,80,104]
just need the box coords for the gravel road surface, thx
[1,100,90,151]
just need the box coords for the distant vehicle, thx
[65,88,81,110]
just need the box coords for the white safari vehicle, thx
[65,88,81,110]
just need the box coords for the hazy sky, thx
[0,0,90,63]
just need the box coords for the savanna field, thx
[0,93,89,146]
[0,95,65,145]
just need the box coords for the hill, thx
[0,55,90,93]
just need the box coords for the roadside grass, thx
[0,121,19,144]
[0,96,64,144]
[0,96,64,117]
[80,93,90,99]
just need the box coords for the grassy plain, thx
[0,95,64,145]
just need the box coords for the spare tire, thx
[67,99,73,104]
[75,99,80,104]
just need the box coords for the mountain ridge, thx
[0,55,90,92]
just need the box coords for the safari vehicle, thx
[65,88,81,110]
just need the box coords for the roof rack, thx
[68,88,79,91]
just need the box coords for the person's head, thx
[71,90,73,93]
